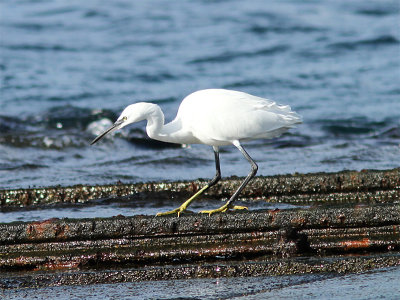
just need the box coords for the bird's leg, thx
[156,147,221,217]
[201,141,258,215]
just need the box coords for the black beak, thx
[90,120,124,145]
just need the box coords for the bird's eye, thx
[122,116,127,121]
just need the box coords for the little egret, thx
[91,89,302,216]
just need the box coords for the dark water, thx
[3,267,400,299]
[1,0,399,189]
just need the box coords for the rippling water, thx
[1,0,399,189]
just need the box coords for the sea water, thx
[1,0,399,189]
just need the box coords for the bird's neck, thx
[145,104,165,140]
[145,104,189,144]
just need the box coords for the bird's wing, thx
[178,89,301,143]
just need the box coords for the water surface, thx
[1,0,399,189]
[3,267,400,299]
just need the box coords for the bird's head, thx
[90,102,152,145]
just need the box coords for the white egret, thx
[91,89,302,216]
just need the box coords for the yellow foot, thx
[156,206,189,217]
[156,185,209,217]
[200,204,248,216]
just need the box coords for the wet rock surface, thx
[1,168,399,208]
[0,168,399,289]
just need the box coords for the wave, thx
[135,156,211,167]
[0,132,90,149]
[223,77,309,90]
[249,24,324,35]
[4,44,78,52]
[0,115,25,133]
[356,8,396,16]
[188,45,289,64]
[0,163,47,171]
[223,80,267,89]
[0,105,179,149]
[31,6,79,17]
[314,117,399,138]
[0,106,116,148]
[102,72,181,83]
[37,105,116,130]
[328,35,398,50]
[1,107,398,150]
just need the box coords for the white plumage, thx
[175,89,301,145]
